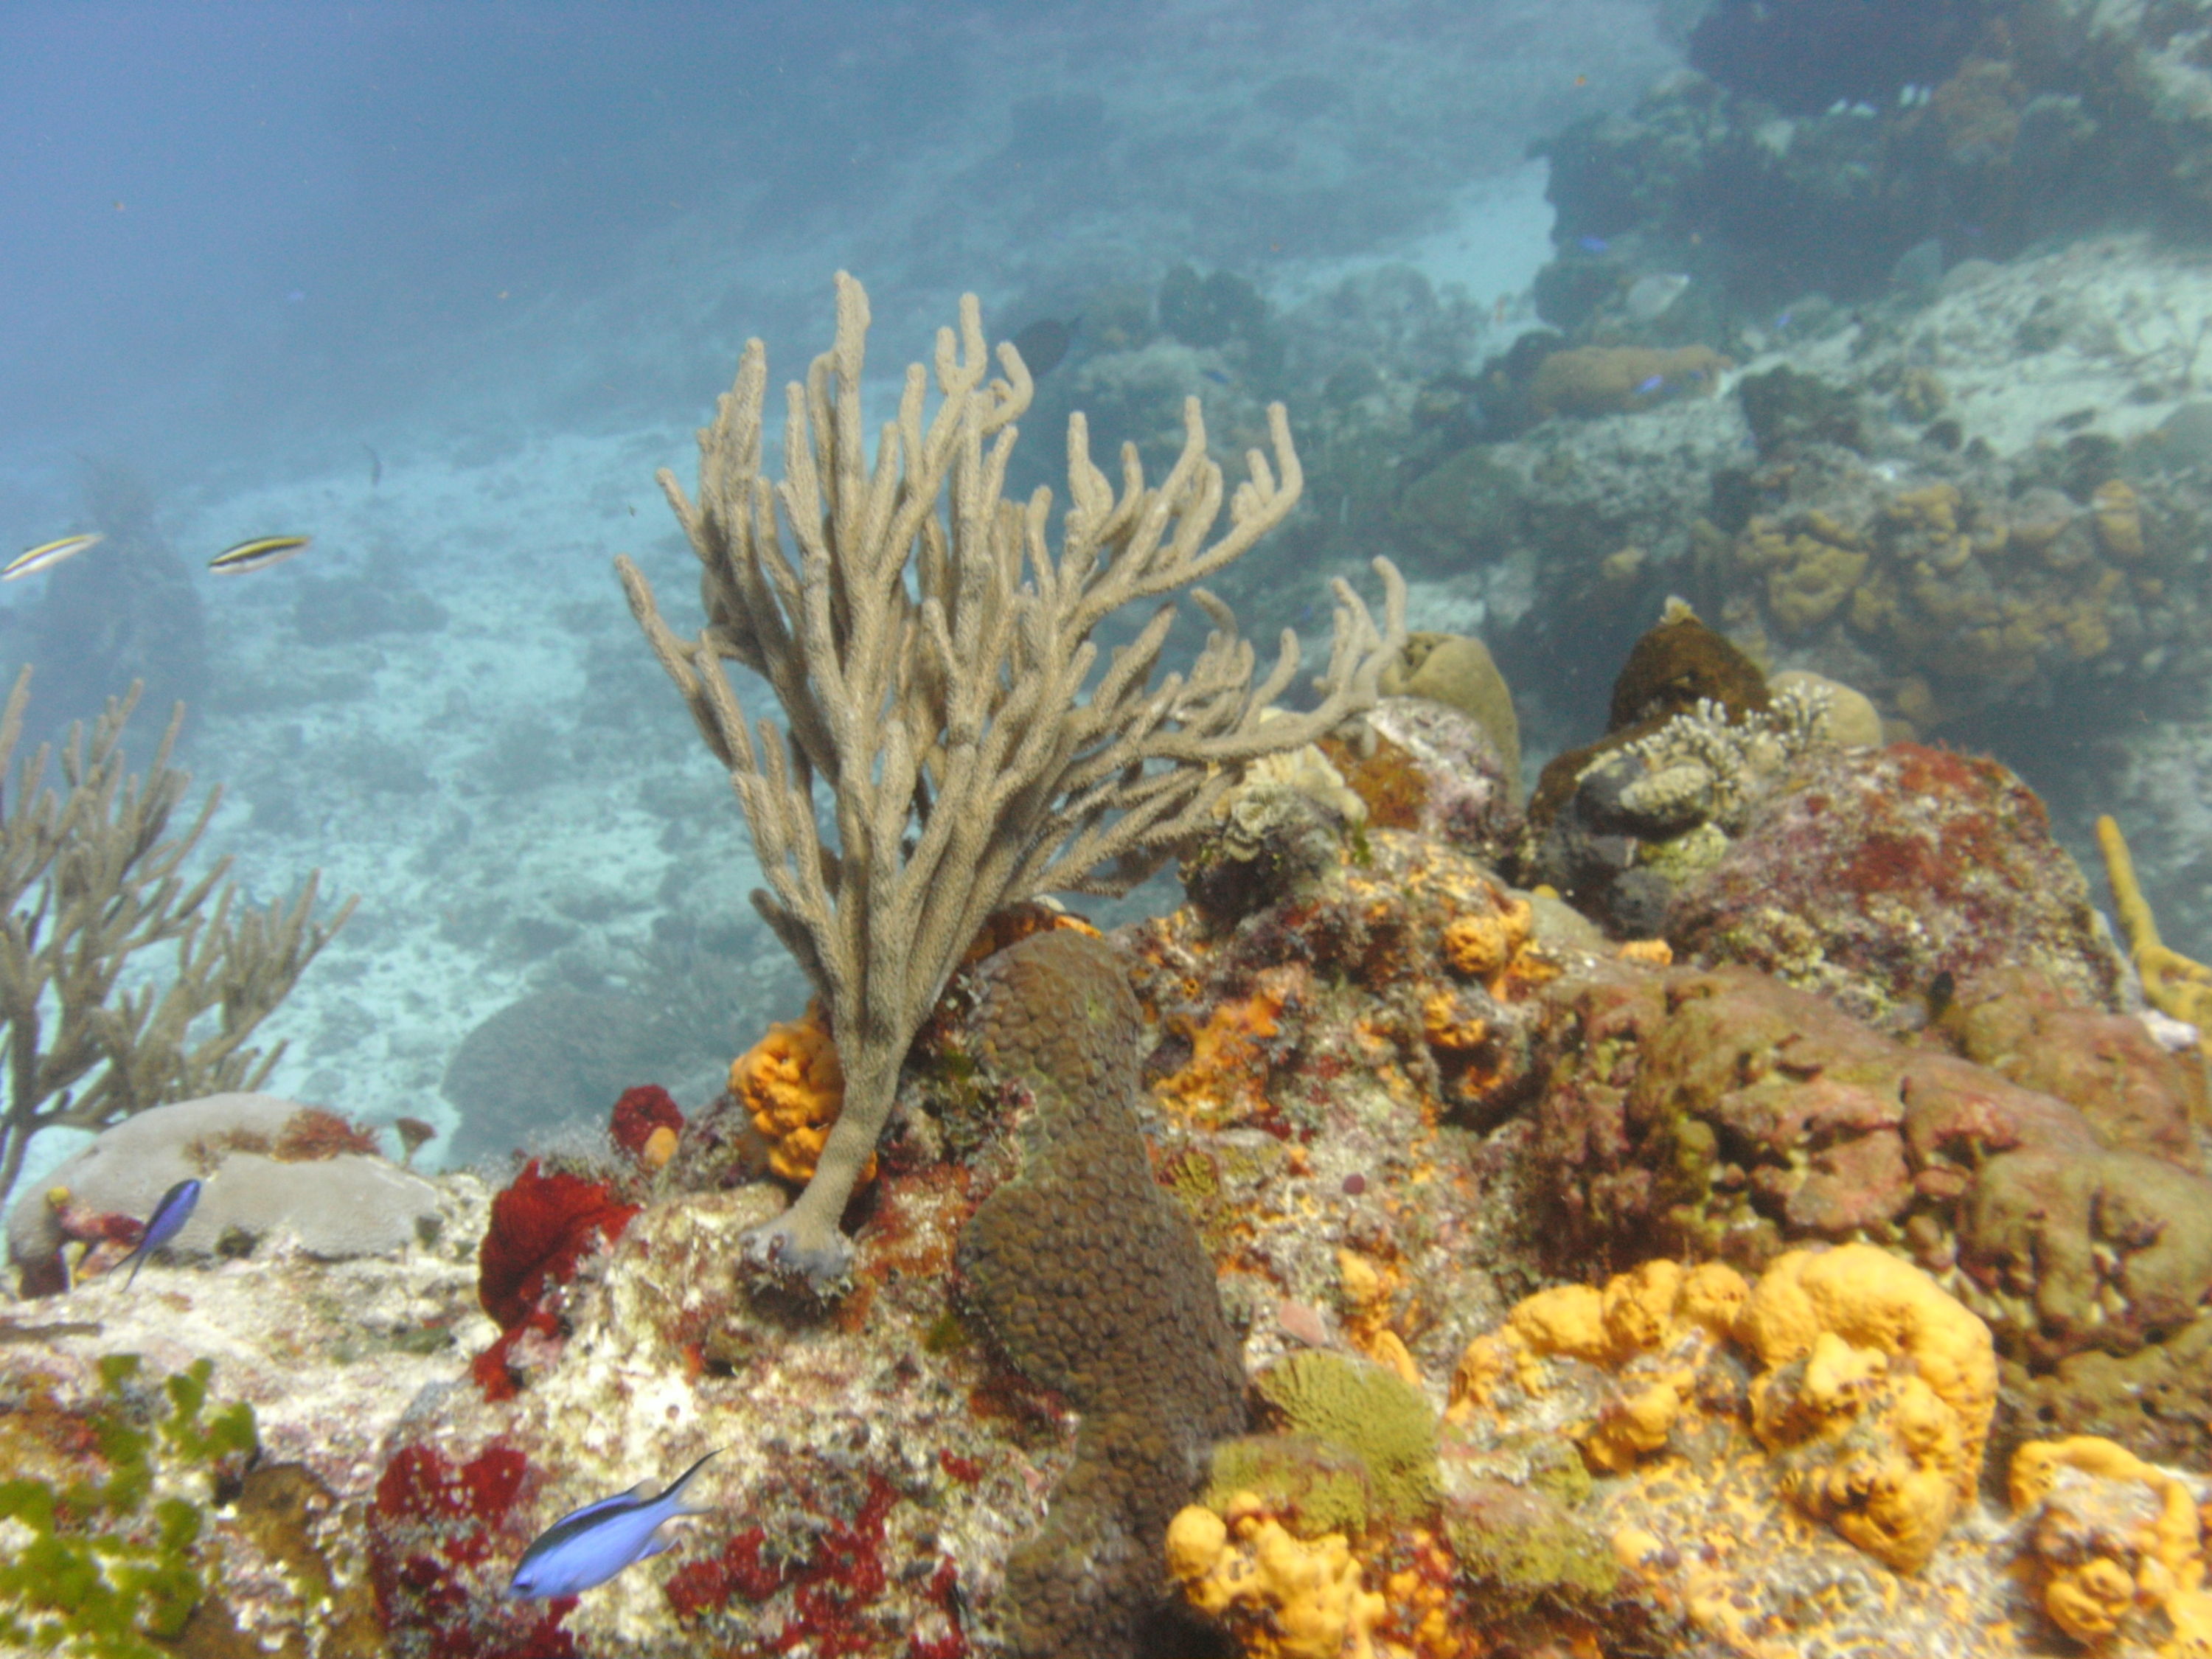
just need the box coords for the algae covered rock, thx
[1531,960,2212,1376]
[1667,743,2126,1031]
[1325,695,1523,866]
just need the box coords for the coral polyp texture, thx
[955,929,1248,1658]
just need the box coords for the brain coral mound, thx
[954,929,1248,1659]
[7,1092,443,1293]
[1666,742,2124,1031]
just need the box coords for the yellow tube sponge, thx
[2096,813,2212,1037]
[2011,1436,2212,1655]
[1166,1493,1388,1659]
[1737,1244,1997,1572]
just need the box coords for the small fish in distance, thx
[115,1178,202,1290]
[4,533,102,581]
[507,1448,720,1599]
[209,535,311,574]
[1632,373,1666,397]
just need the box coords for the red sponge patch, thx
[477,1161,639,1330]
[611,1083,685,1158]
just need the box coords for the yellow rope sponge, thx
[2096,814,2212,1034]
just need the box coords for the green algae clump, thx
[1253,1349,1442,1522]
[0,1354,257,1658]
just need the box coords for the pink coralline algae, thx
[1667,742,2124,1030]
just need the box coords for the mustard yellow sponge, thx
[1444,1256,2042,1654]
[1736,1243,1997,1571]
[2011,1436,2212,1655]
[1453,1257,1747,1467]
[1166,1493,1388,1659]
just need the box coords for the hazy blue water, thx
[0,1,1672,1203]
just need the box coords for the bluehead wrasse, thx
[209,535,311,574]
[508,1448,720,1599]
[4,533,102,581]
[1632,374,1666,396]
[116,1178,201,1289]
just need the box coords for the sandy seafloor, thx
[0,0,1615,1203]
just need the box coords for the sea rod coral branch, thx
[616,271,1405,1288]
[0,667,355,1203]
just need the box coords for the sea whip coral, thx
[616,273,1404,1287]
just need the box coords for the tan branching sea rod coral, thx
[618,273,1406,1284]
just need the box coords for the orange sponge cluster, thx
[728,1006,869,1187]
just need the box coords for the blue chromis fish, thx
[508,1449,719,1599]
[4,533,102,581]
[208,535,311,574]
[116,1178,202,1289]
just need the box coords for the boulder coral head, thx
[953,928,1247,1659]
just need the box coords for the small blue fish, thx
[116,1178,201,1289]
[1577,234,1609,255]
[508,1449,720,1599]
[1633,374,1666,397]
[1200,366,1232,387]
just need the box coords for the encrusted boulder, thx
[1668,743,2126,1031]
[1531,963,2212,1371]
